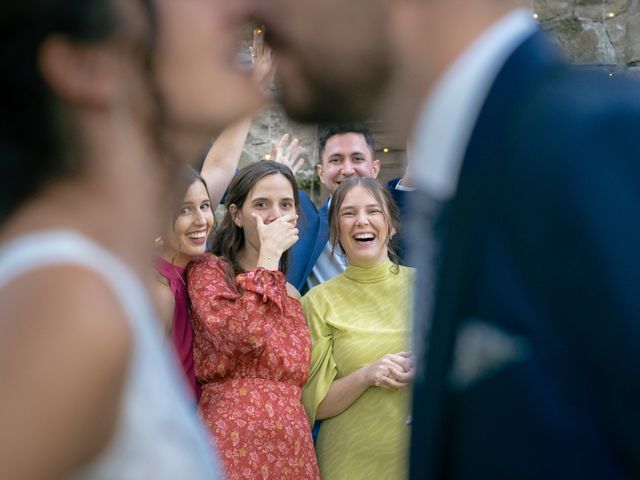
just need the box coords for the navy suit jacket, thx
[410,31,640,479]
[387,178,413,267]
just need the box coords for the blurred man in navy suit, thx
[251,0,640,477]
[386,3,640,477]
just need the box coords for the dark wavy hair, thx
[0,0,159,225]
[213,161,300,289]
[328,176,400,271]
[317,123,376,164]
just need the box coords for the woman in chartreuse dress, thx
[302,177,415,480]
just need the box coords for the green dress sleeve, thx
[301,292,337,425]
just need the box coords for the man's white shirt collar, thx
[411,9,537,201]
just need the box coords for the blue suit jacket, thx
[287,191,330,293]
[410,31,640,479]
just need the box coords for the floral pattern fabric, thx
[188,254,319,480]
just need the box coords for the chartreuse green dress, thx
[301,259,415,480]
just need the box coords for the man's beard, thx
[277,56,393,124]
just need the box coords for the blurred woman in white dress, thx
[0,0,266,478]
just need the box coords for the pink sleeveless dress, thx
[155,257,199,399]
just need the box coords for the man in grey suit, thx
[249,0,640,477]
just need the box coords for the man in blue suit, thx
[251,0,640,477]
[286,124,379,293]
[287,123,414,293]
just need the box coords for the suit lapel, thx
[411,31,565,478]
[312,199,331,261]
[298,198,331,292]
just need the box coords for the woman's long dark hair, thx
[213,161,301,289]
[0,0,162,225]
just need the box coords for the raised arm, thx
[200,27,275,206]
[200,118,253,207]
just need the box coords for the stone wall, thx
[239,1,639,204]
[241,107,404,204]
[241,101,327,204]
[533,0,640,65]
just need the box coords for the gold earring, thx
[154,236,164,246]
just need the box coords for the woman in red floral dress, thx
[188,161,319,480]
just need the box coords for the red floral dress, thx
[188,254,319,480]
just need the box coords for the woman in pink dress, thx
[188,161,320,479]
[153,30,274,399]
[153,125,247,398]
[154,168,214,398]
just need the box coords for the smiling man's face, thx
[318,133,380,194]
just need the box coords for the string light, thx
[608,72,614,77]
[255,27,263,34]
[383,148,390,153]
[532,13,539,19]
[607,12,615,18]
[264,154,272,160]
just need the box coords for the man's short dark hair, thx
[317,123,376,163]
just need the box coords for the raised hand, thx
[250,26,275,93]
[363,351,415,389]
[270,133,305,175]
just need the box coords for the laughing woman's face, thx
[337,185,393,269]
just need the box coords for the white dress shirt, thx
[411,9,537,201]
[306,198,348,290]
